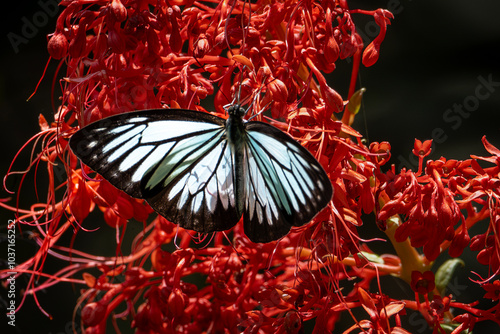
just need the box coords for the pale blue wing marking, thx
[245,147,280,224]
[144,129,225,192]
[140,120,220,143]
[131,142,175,182]
[166,139,233,213]
[103,124,146,154]
[120,145,155,172]
[214,144,235,210]
[246,134,291,214]
[109,123,135,134]
[107,133,142,163]
[143,126,241,233]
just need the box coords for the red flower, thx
[411,271,436,295]
[429,295,451,318]
[345,288,408,334]
[483,280,500,300]
[412,139,433,158]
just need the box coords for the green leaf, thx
[357,251,384,264]
[440,323,470,334]
[435,258,465,295]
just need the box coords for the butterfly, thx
[69,105,333,243]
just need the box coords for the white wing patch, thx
[104,125,146,154]
[214,144,234,210]
[143,130,225,192]
[131,142,175,182]
[120,145,155,172]
[109,124,135,134]
[127,117,148,122]
[245,146,281,224]
[107,133,142,163]
[247,132,292,169]
[141,120,220,143]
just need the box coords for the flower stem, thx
[385,215,431,283]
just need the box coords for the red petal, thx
[482,136,500,157]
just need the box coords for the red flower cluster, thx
[2,0,500,333]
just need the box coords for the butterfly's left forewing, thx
[69,109,242,233]
[242,122,333,243]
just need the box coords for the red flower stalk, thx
[2,0,500,333]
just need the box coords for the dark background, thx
[1,0,499,333]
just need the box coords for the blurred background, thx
[1,0,499,333]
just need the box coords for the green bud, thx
[347,88,366,114]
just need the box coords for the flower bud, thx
[268,78,288,102]
[168,288,187,317]
[362,41,380,67]
[82,302,107,326]
[110,0,127,22]
[194,34,209,58]
[48,33,68,59]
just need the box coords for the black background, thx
[1,0,499,333]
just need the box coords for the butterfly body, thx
[225,105,247,218]
[69,107,332,243]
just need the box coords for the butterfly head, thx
[227,104,246,119]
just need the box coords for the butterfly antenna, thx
[233,0,251,107]
[247,100,273,121]
[246,75,275,120]
[236,67,244,106]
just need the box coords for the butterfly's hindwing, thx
[242,122,333,243]
[145,137,241,233]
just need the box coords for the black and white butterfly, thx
[69,105,333,243]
